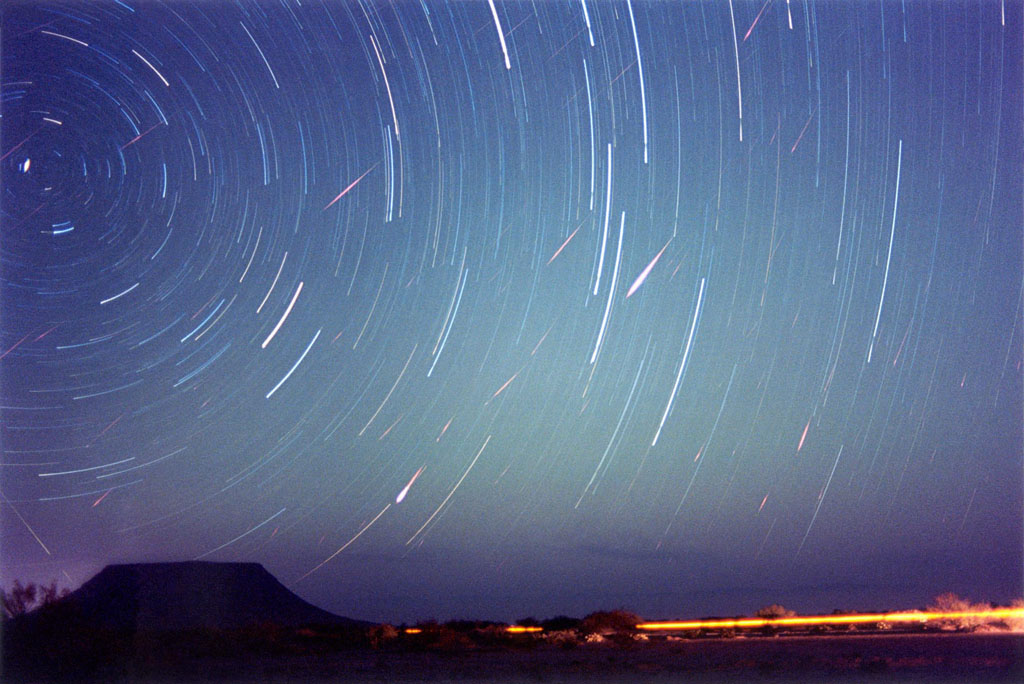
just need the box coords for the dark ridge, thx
[26,561,369,631]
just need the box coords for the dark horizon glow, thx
[1,0,1021,625]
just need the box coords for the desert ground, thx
[6,631,1018,684]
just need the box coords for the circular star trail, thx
[2,1,1021,622]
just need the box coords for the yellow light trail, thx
[403,626,543,635]
[636,607,1024,632]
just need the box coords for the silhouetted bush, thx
[753,604,795,635]
[1007,599,1024,632]
[543,629,581,648]
[2,597,131,680]
[542,615,581,631]
[433,626,475,651]
[755,603,795,619]
[580,609,641,635]
[1,580,69,618]
[927,592,988,631]
[444,618,503,632]
[368,622,399,648]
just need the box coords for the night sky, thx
[2,0,1021,624]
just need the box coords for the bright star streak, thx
[257,252,287,314]
[359,345,417,436]
[132,48,170,87]
[797,445,844,555]
[396,466,425,503]
[486,0,511,70]
[100,282,139,305]
[652,277,706,446]
[41,30,89,47]
[407,435,490,545]
[297,503,391,582]
[626,238,671,298]
[38,457,135,477]
[591,211,625,364]
[261,281,303,349]
[239,22,279,89]
[727,0,743,141]
[594,143,613,295]
[625,0,648,164]
[194,508,286,560]
[868,139,902,363]
[1,495,51,555]
[265,328,320,399]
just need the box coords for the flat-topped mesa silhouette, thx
[48,561,368,631]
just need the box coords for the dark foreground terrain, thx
[3,627,1022,683]
[4,565,1020,682]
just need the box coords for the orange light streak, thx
[797,420,810,451]
[34,324,59,342]
[743,0,771,41]
[437,416,453,441]
[120,121,164,150]
[395,466,424,503]
[790,110,816,154]
[488,371,519,402]
[637,607,1024,632]
[0,332,33,361]
[626,238,672,298]
[531,325,553,356]
[324,162,380,210]
[506,626,543,634]
[547,223,582,265]
[91,489,112,507]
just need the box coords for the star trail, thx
[1,1,1021,623]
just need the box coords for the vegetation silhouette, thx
[3,570,1022,682]
[1,579,68,618]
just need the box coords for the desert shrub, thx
[930,592,970,613]
[927,592,989,631]
[754,604,795,634]
[2,599,130,680]
[1,580,36,618]
[580,609,641,635]
[755,604,796,619]
[399,620,479,651]
[413,618,440,633]
[1006,599,1024,632]
[368,623,398,648]
[1,580,69,618]
[542,615,581,631]
[473,623,513,646]
[432,626,474,651]
[544,629,580,648]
